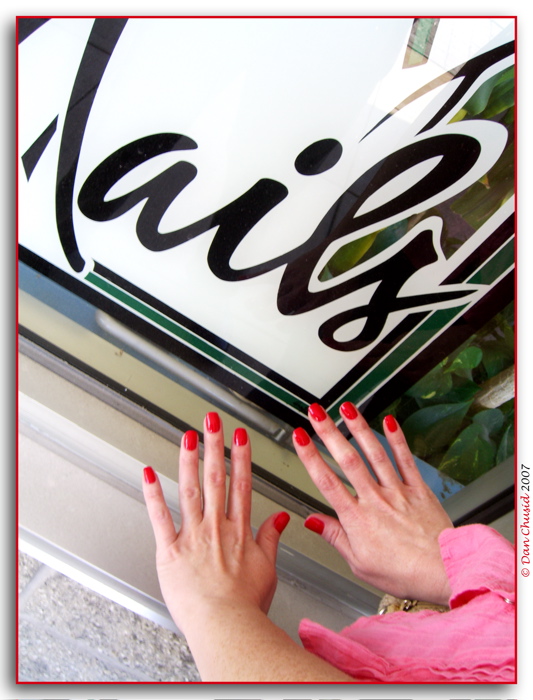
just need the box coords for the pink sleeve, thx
[439,524,515,607]
[298,523,515,682]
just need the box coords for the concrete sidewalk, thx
[18,551,200,683]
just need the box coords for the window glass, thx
[18,16,515,513]
[369,303,514,486]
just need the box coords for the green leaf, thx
[436,381,482,405]
[463,78,498,116]
[355,218,411,266]
[449,108,468,123]
[503,321,515,351]
[402,401,472,459]
[319,231,378,280]
[462,66,514,117]
[482,83,515,119]
[446,346,483,377]
[406,362,452,402]
[439,423,496,484]
[503,106,515,125]
[472,408,505,439]
[482,344,514,379]
[450,131,514,230]
[496,422,514,463]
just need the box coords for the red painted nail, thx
[183,430,198,451]
[293,427,310,447]
[340,401,358,420]
[144,466,156,484]
[274,512,290,533]
[304,516,325,535]
[384,414,398,433]
[206,412,221,433]
[234,427,248,446]
[308,403,327,422]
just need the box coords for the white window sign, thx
[18,17,515,429]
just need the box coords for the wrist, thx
[168,593,265,637]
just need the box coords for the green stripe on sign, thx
[85,271,308,413]
[331,305,469,418]
[331,239,515,418]
[467,238,514,285]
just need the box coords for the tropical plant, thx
[369,303,514,485]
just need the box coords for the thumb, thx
[304,514,353,561]
[255,511,291,563]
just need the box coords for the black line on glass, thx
[18,324,335,516]
[21,116,58,179]
[321,311,429,409]
[17,17,50,43]
[360,270,514,422]
[443,213,514,284]
[18,246,312,430]
[55,18,128,272]
[18,243,513,432]
[323,214,515,409]
[93,261,316,405]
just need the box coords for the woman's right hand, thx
[293,402,453,606]
[143,413,288,636]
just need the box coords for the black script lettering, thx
[269,131,481,349]
[317,230,473,351]
[275,133,481,325]
[56,18,128,272]
[78,133,199,233]
[79,138,343,275]
[78,133,477,352]
[77,134,290,261]
[50,24,510,352]
[212,133,482,289]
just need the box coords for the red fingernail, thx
[183,430,198,451]
[304,516,324,535]
[340,401,358,420]
[206,412,221,433]
[384,414,398,433]
[274,512,290,533]
[144,466,156,484]
[234,427,248,446]
[308,403,327,422]
[293,427,310,447]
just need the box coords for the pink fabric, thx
[299,524,516,682]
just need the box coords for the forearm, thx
[181,600,353,682]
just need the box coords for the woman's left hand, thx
[293,403,453,605]
[142,412,290,637]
